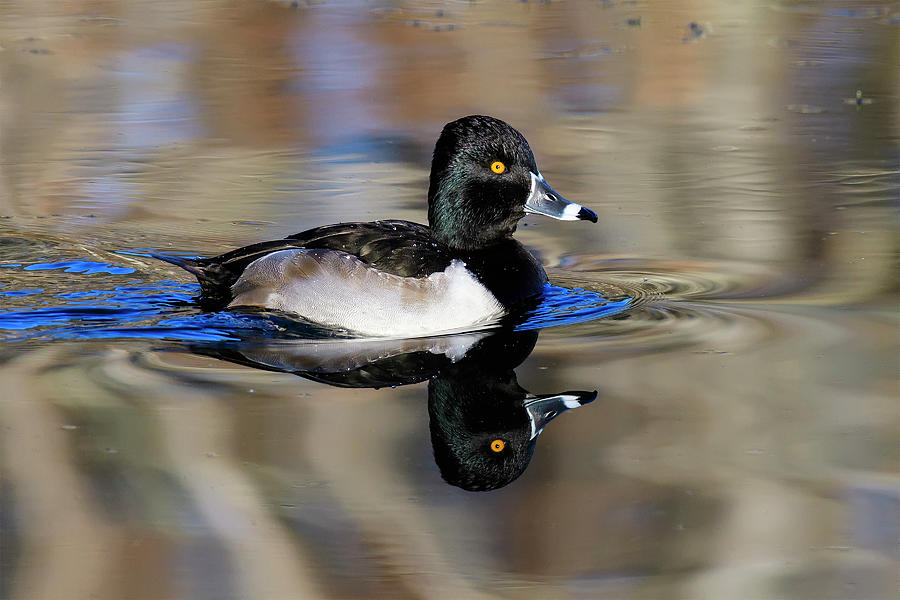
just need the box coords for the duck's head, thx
[427,115,597,250]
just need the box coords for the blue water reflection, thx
[515,285,633,331]
[22,260,136,275]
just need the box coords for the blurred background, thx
[0,1,897,599]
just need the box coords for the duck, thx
[153,115,597,337]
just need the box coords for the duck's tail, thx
[151,239,311,308]
[149,252,207,278]
[150,252,234,308]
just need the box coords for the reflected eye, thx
[490,161,506,174]
[490,439,506,453]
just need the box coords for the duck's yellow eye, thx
[490,439,506,453]
[490,161,506,174]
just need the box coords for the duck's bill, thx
[524,390,598,440]
[525,172,598,223]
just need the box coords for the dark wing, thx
[286,220,451,277]
[152,220,452,308]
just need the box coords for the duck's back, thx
[286,220,452,277]
[159,220,453,308]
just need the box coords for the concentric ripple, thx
[552,254,813,300]
[537,256,793,354]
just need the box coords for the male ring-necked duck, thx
[154,115,597,337]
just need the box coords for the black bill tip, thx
[577,206,599,223]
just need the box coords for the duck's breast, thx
[229,249,505,337]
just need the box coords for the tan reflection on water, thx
[0,1,898,599]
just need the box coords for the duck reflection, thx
[427,338,595,491]
[193,328,595,491]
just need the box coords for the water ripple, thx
[516,284,636,331]
[551,256,807,300]
[22,260,136,275]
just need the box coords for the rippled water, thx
[1,2,898,599]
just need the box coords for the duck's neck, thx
[427,174,518,251]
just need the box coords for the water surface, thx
[0,2,897,599]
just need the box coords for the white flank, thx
[229,250,506,338]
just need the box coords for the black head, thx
[427,115,597,250]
